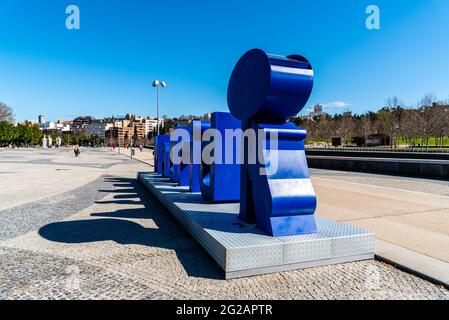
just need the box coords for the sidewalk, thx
[110,147,154,166]
[313,175,449,287]
[376,239,449,287]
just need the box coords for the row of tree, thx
[293,95,449,149]
[2,96,449,149]
[60,133,104,147]
[0,121,105,148]
[0,121,42,147]
[1,102,106,147]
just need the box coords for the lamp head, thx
[152,80,160,87]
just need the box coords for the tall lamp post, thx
[152,80,167,136]
[111,115,115,150]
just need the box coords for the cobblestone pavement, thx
[0,149,448,300]
[0,177,109,240]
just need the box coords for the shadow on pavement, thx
[38,177,223,280]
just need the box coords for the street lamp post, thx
[111,116,115,150]
[152,80,167,136]
[130,120,134,160]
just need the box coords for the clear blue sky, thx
[0,0,448,122]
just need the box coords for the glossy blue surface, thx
[154,135,170,174]
[161,141,171,178]
[189,120,211,192]
[227,49,314,122]
[228,49,317,237]
[169,127,188,183]
[200,112,241,202]
[240,121,317,236]
[178,128,192,187]
[169,160,180,183]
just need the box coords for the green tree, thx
[13,123,43,146]
[90,134,101,146]
[162,118,175,134]
[0,121,15,146]
[29,125,43,145]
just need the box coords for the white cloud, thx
[322,101,350,109]
[305,107,314,113]
[304,101,351,115]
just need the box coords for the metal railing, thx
[305,146,449,154]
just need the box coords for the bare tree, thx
[401,109,420,147]
[316,114,334,148]
[378,97,405,148]
[299,94,448,150]
[442,104,449,146]
[431,104,447,147]
[417,94,440,150]
[0,102,14,123]
[356,112,376,147]
[336,114,355,147]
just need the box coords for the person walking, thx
[74,145,80,157]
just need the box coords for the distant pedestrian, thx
[139,144,144,152]
[74,145,81,157]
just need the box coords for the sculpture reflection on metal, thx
[200,112,241,202]
[189,120,211,192]
[155,134,170,174]
[178,128,191,187]
[169,127,188,183]
[227,49,318,237]
[169,150,180,182]
[161,140,171,178]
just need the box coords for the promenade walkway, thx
[109,146,154,165]
[311,169,449,286]
[109,147,449,286]
[0,148,447,299]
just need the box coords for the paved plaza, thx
[311,169,449,261]
[0,148,448,299]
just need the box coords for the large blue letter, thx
[227,49,317,237]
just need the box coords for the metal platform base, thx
[139,172,375,279]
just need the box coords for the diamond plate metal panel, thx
[227,244,284,272]
[139,172,375,278]
[284,239,332,264]
[331,235,375,257]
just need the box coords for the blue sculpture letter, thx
[190,120,211,192]
[200,112,241,202]
[172,127,191,187]
[227,49,318,237]
[155,134,170,174]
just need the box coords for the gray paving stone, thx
[0,177,110,240]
